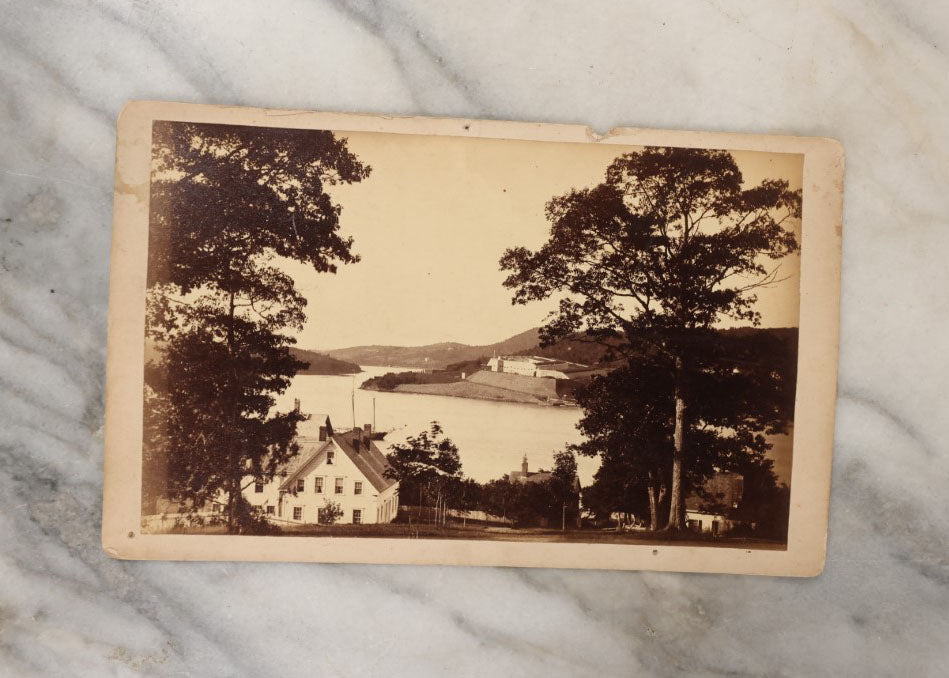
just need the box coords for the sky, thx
[284,131,804,350]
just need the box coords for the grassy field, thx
[156,521,786,549]
[393,380,542,404]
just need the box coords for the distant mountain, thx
[290,348,362,375]
[514,334,618,366]
[147,341,361,376]
[322,328,541,369]
[320,326,798,371]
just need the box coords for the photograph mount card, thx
[104,101,843,576]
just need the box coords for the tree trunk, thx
[226,289,238,533]
[667,354,687,530]
[647,472,661,531]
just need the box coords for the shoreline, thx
[360,382,578,408]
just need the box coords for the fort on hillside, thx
[487,355,587,380]
[361,355,590,406]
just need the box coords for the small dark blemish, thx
[50,289,55,293]
[652,549,658,556]
[463,124,470,130]
[128,531,135,538]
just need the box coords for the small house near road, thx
[509,456,581,494]
[685,471,746,535]
[509,455,554,485]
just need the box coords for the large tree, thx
[500,147,800,529]
[572,363,676,530]
[144,121,370,532]
[550,449,582,528]
[385,422,463,526]
[573,328,797,531]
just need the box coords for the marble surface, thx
[1,1,948,675]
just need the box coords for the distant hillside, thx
[290,348,362,375]
[520,327,798,366]
[323,327,540,369]
[146,341,360,375]
[515,335,618,366]
[323,326,797,371]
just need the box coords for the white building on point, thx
[243,411,399,526]
[486,355,586,380]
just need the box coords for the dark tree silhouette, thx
[143,121,370,532]
[550,449,582,528]
[581,457,651,526]
[573,328,796,532]
[385,422,463,526]
[573,364,675,530]
[501,147,800,529]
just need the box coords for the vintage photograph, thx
[139,118,803,549]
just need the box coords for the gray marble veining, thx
[1,1,947,675]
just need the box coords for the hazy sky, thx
[285,132,803,350]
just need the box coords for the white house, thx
[243,414,399,526]
[685,471,746,535]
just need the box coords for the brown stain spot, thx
[114,179,148,204]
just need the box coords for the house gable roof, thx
[278,439,333,490]
[685,471,744,512]
[510,470,553,484]
[332,429,397,493]
[276,425,396,494]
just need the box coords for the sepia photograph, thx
[104,102,843,574]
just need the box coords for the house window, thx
[327,449,335,464]
[266,505,275,515]
[314,477,323,493]
[254,481,264,493]
[335,477,344,494]
[295,478,305,493]
[293,507,303,521]
[352,509,362,525]
[354,481,362,495]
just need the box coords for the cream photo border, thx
[103,101,844,576]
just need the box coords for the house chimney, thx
[293,398,300,413]
[364,423,372,437]
[521,455,529,475]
